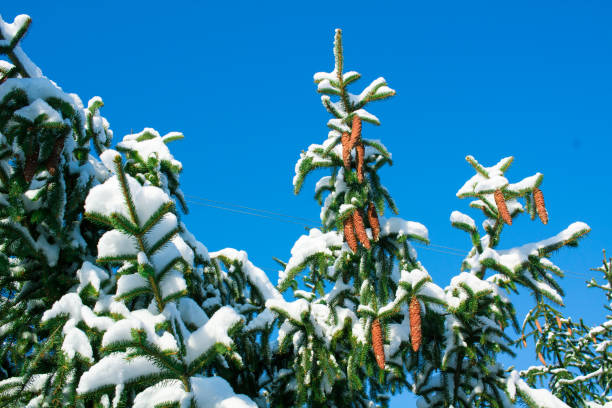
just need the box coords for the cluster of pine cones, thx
[493,187,548,225]
[341,116,380,252]
[340,116,422,370]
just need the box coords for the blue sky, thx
[4,1,612,405]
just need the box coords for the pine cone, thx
[494,189,512,225]
[356,143,365,183]
[341,132,351,169]
[350,115,362,147]
[533,187,548,224]
[371,318,385,370]
[555,316,562,330]
[535,319,542,333]
[409,296,422,352]
[367,202,380,241]
[568,327,572,336]
[23,145,39,183]
[46,136,65,176]
[538,352,547,366]
[344,216,358,253]
[352,209,371,249]
[522,335,527,348]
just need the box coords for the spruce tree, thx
[268,29,591,407]
[520,251,612,407]
[0,14,260,407]
[0,13,112,381]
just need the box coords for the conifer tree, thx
[0,14,260,407]
[266,29,591,408]
[0,14,112,381]
[520,251,612,407]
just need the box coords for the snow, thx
[283,228,343,276]
[479,222,590,273]
[180,222,210,261]
[85,173,171,227]
[450,210,477,230]
[133,380,189,408]
[457,156,513,198]
[0,78,81,113]
[507,370,571,408]
[507,173,543,193]
[41,293,115,361]
[99,149,121,173]
[446,272,494,310]
[191,376,257,408]
[77,353,164,394]
[76,261,109,294]
[117,128,182,169]
[101,309,178,352]
[178,297,209,327]
[159,269,188,299]
[212,248,282,301]
[380,217,429,242]
[97,230,138,259]
[0,15,43,78]
[185,306,243,365]
[14,98,62,123]
[116,273,148,297]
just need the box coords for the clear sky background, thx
[3,1,612,405]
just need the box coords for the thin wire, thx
[184,200,314,229]
[184,194,320,225]
[184,195,594,281]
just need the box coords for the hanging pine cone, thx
[344,216,358,253]
[535,319,542,333]
[568,327,572,336]
[371,318,385,370]
[45,136,65,176]
[341,132,351,169]
[23,145,39,183]
[367,202,380,241]
[522,335,527,348]
[494,189,512,225]
[409,296,422,352]
[537,352,546,366]
[352,209,371,249]
[356,143,365,183]
[350,115,362,147]
[533,187,548,225]
[555,316,562,330]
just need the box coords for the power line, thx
[184,194,320,225]
[184,199,314,229]
[183,194,595,280]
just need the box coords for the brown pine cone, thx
[371,318,385,370]
[350,115,362,147]
[555,316,562,330]
[533,187,548,225]
[568,327,572,336]
[538,352,547,366]
[352,209,371,249]
[23,145,39,183]
[46,136,65,176]
[494,189,512,225]
[341,132,351,169]
[409,296,422,352]
[522,335,527,348]
[367,202,380,241]
[356,143,365,183]
[344,216,358,253]
[535,319,542,333]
